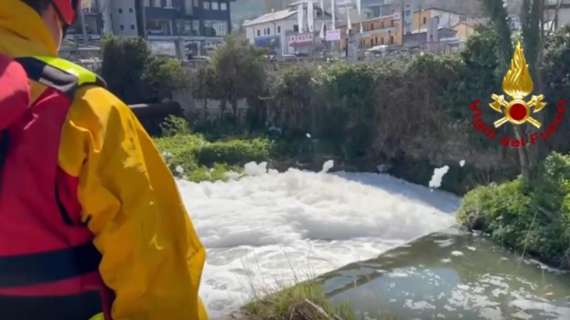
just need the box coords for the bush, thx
[458,152,570,269]
[142,56,189,102]
[196,138,272,166]
[155,117,273,181]
[102,36,188,103]
[160,115,192,137]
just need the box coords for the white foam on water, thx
[429,165,450,189]
[178,162,460,317]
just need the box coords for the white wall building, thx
[244,2,330,56]
[244,9,298,56]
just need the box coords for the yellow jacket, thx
[0,1,207,319]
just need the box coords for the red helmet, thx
[51,0,81,26]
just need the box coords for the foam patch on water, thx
[429,165,450,189]
[178,163,460,317]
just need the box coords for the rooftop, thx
[243,9,297,27]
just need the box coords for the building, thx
[244,9,298,56]
[340,13,402,51]
[65,0,235,59]
[545,0,570,31]
[411,7,464,33]
[362,0,398,18]
[66,0,106,42]
[244,2,330,56]
[140,0,233,58]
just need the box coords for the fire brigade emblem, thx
[490,41,547,128]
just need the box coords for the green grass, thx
[155,120,273,182]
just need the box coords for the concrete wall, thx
[110,0,139,36]
[173,89,250,123]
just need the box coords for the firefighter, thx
[0,1,207,319]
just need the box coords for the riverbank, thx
[458,152,570,271]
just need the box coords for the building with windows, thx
[142,0,234,58]
[244,9,298,56]
[65,0,234,59]
[244,2,330,57]
[340,13,402,51]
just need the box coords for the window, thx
[177,20,198,36]
[257,30,261,36]
[120,25,125,30]
[381,37,384,44]
[129,8,133,13]
[293,25,299,32]
[147,19,172,35]
[203,20,228,36]
[220,2,228,10]
[203,1,210,10]
[131,25,136,30]
[390,35,394,44]
[212,1,219,10]
[423,17,427,24]
[118,8,123,13]
[277,26,281,34]
[380,21,384,28]
[391,20,394,27]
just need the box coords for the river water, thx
[321,228,570,320]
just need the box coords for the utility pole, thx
[400,0,405,36]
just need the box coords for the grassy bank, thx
[154,116,273,182]
[242,283,356,320]
[458,152,570,270]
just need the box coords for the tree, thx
[480,0,531,179]
[272,65,315,136]
[142,56,189,102]
[543,25,570,153]
[210,34,266,123]
[101,37,149,104]
[102,36,189,104]
[520,0,548,176]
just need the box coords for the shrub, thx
[196,138,272,166]
[160,115,192,137]
[155,133,206,178]
[458,152,570,269]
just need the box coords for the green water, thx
[319,228,570,320]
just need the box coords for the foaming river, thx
[178,163,460,318]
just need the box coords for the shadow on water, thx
[317,227,570,320]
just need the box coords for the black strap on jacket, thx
[0,291,102,320]
[0,57,106,319]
